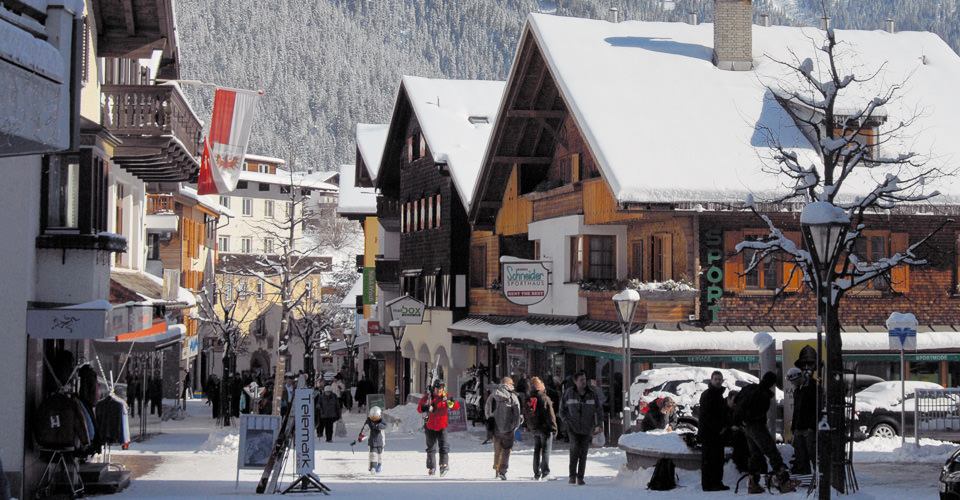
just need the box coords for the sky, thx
[98,393,956,500]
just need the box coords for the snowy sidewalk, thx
[103,398,956,499]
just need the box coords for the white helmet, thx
[369,406,382,420]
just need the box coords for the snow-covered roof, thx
[178,184,232,216]
[237,168,339,191]
[521,13,960,205]
[339,278,363,309]
[244,153,285,165]
[337,164,377,215]
[355,123,388,182]
[401,76,505,209]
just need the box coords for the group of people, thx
[694,370,804,494]
[414,370,603,485]
[125,370,163,418]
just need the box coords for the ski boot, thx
[376,463,382,473]
[748,473,765,494]
[771,468,800,493]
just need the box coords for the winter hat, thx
[787,367,803,382]
[760,371,778,388]
[369,406,382,420]
[324,385,333,393]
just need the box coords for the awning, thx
[93,324,185,353]
[111,268,196,309]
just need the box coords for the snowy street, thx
[102,398,953,499]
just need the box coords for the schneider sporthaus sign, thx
[500,257,551,306]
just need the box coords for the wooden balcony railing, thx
[101,84,203,156]
[148,194,175,214]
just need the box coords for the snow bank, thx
[617,429,694,454]
[199,429,239,454]
[853,436,957,463]
[383,402,427,434]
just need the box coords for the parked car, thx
[853,380,950,438]
[940,445,960,500]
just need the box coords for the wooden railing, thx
[101,84,203,156]
[148,194,175,214]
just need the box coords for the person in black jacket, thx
[698,371,730,491]
[559,371,604,485]
[640,396,677,432]
[787,367,817,475]
[734,371,798,494]
[526,376,558,481]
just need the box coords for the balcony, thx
[378,197,401,231]
[101,84,203,182]
[147,194,176,214]
[375,256,399,286]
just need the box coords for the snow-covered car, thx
[853,380,954,438]
[629,366,783,431]
[940,445,960,500]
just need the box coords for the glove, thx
[358,434,365,442]
[428,405,434,412]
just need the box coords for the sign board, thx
[293,388,315,475]
[367,320,380,335]
[387,295,425,326]
[366,394,385,413]
[238,414,282,469]
[500,258,550,306]
[182,334,199,360]
[446,398,468,432]
[887,312,918,350]
[27,306,110,340]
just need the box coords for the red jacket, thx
[418,391,459,431]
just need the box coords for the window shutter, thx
[782,231,803,292]
[890,232,910,293]
[723,230,744,292]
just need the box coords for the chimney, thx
[713,0,753,71]
[609,7,618,23]
[687,12,698,25]
[885,18,895,33]
[820,17,831,30]
[760,13,770,27]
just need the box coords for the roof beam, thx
[492,156,553,165]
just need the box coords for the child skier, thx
[357,406,387,473]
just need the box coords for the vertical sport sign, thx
[294,388,315,475]
[500,257,550,306]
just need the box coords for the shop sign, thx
[501,258,550,306]
[294,388,315,474]
[703,229,724,321]
[27,305,110,339]
[387,295,425,325]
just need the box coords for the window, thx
[833,122,879,163]
[147,233,160,260]
[219,196,230,208]
[470,245,486,288]
[743,233,779,290]
[280,185,291,194]
[853,231,909,292]
[651,233,673,282]
[223,280,233,302]
[42,151,108,233]
[286,202,293,218]
[435,193,441,227]
[218,236,229,252]
[256,281,264,300]
[424,273,437,307]
[304,280,313,302]
[264,200,274,218]
[259,183,270,192]
[258,164,270,173]
[264,238,274,254]
[242,198,253,216]
[237,180,248,189]
[570,235,616,281]
[630,242,644,280]
[241,237,252,253]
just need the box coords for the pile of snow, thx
[199,429,239,454]
[383,402,427,434]
[628,279,696,292]
[617,429,694,454]
[853,435,957,463]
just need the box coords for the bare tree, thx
[288,259,357,379]
[737,21,954,496]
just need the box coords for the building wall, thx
[0,156,40,492]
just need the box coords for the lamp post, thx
[613,289,640,433]
[389,320,406,407]
[800,201,850,499]
[343,328,357,386]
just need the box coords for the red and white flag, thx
[201,88,260,194]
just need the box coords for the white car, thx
[630,366,782,420]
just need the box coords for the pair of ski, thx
[255,409,331,494]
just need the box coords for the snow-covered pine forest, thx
[174,0,960,173]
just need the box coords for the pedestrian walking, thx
[417,379,459,476]
[128,371,142,418]
[525,376,558,481]
[558,370,604,485]
[699,370,730,491]
[148,372,162,416]
[315,384,342,442]
[485,376,522,480]
[181,369,191,410]
[357,406,387,474]
[787,367,817,475]
[733,371,799,494]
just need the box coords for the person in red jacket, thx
[418,379,460,476]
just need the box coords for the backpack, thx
[647,457,677,491]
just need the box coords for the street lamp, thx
[343,328,357,386]
[613,289,640,433]
[800,201,850,499]
[389,320,406,407]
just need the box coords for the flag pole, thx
[155,79,264,95]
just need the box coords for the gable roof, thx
[356,123,388,183]
[472,13,960,226]
[337,163,377,217]
[378,76,504,211]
